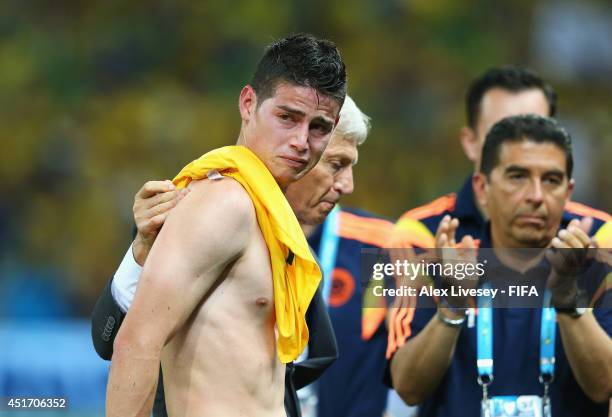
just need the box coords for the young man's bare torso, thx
[160,178,285,417]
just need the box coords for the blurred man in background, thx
[389,67,610,252]
[385,66,611,416]
[389,114,612,417]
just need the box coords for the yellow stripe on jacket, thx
[594,221,612,248]
[173,145,322,363]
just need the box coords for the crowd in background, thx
[1,0,611,327]
[1,2,612,416]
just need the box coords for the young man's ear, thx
[239,85,257,122]
[459,126,480,164]
[472,172,489,210]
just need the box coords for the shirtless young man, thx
[105,33,347,417]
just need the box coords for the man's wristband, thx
[554,306,587,318]
[552,289,588,318]
[436,307,466,328]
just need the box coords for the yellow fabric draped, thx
[172,145,321,363]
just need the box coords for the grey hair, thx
[335,95,371,145]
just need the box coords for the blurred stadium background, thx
[1,0,611,415]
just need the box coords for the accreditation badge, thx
[486,396,543,417]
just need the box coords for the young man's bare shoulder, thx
[182,177,256,229]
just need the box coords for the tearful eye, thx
[311,123,331,135]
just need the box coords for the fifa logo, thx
[508,286,539,297]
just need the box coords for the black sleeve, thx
[90,279,169,417]
[91,226,137,360]
[291,286,338,390]
[91,278,126,360]
[153,371,168,417]
[284,363,301,417]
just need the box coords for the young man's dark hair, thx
[480,114,573,178]
[466,66,557,128]
[251,33,347,106]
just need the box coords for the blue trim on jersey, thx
[319,206,341,304]
[308,207,390,417]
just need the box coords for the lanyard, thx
[477,285,556,416]
[476,289,556,379]
[539,291,556,377]
[318,205,341,304]
[476,290,494,381]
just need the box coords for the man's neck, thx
[301,223,317,238]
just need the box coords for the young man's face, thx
[285,135,358,227]
[474,140,573,248]
[461,88,550,169]
[239,82,340,189]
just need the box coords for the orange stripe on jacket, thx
[388,218,436,249]
[337,211,394,248]
[362,308,387,341]
[398,193,457,221]
[386,296,416,359]
[335,211,396,340]
[386,308,400,357]
[565,201,611,222]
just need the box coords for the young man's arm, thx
[91,180,187,360]
[106,178,253,417]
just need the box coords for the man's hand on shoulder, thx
[132,180,190,265]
